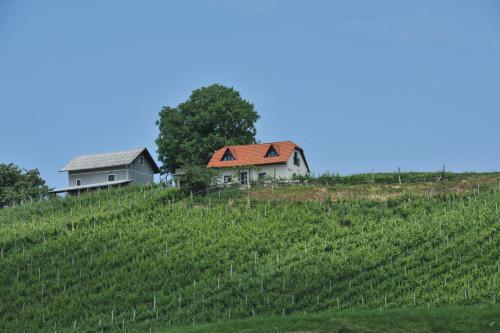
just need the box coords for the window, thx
[223,175,232,183]
[76,179,81,186]
[138,156,144,165]
[108,174,115,182]
[294,151,300,166]
[221,149,235,161]
[258,172,267,179]
[265,146,279,157]
[240,172,248,185]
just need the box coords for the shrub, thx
[178,165,217,195]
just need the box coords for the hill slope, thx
[156,305,500,333]
[0,175,499,332]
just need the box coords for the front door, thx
[240,171,248,185]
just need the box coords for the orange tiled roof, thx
[207,141,302,168]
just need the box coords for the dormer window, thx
[221,149,235,161]
[265,145,279,158]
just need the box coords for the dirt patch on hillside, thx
[247,186,330,202]
[246,174,500,202]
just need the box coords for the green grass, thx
[153,305,500,333]
[0,174,499,332]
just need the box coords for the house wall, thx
[68,167,128,187]
[285,149,309,177]
[129,153,155,184]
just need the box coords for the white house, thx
[204,141,309,186]
[50,148,160,195]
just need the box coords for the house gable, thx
[286,148,310,175]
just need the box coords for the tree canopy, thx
[0,163,50,207]
[156,84,259,174]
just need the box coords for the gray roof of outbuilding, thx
[60,148,160,173]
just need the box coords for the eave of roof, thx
[208,161,288,169]
[49,180,131,193]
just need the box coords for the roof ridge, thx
[73,148,145,159]
[223,141,296,149]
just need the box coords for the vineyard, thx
[0,173,499,332]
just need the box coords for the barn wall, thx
[68,167,128,187]
[129,153,155,184]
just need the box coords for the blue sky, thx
[1,0,499,188]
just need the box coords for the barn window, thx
[294,151,300,166]
[138,156,144,164]
[76,179,81,186]
[221,149,235,161]
[108,174,115,182]
[265,146,279,157]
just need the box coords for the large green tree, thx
[156,84,259,174]
[0,163,50,207]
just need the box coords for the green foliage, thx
[0,163,50,207]
[0,183,499,332]
[156,84,259,174]
[178,165,217,195]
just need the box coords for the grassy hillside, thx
[157,305,500,333]
[0,173,499,332]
